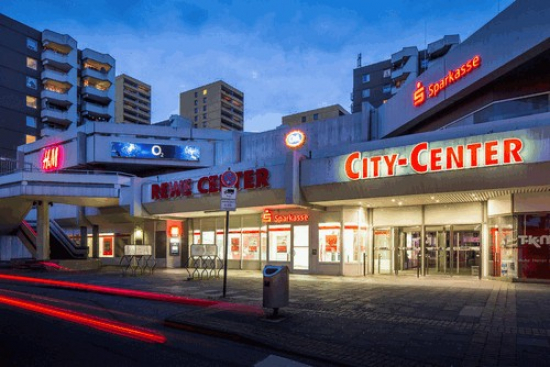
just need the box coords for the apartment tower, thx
[179,80,244,131]
[0,13,115,159]
[115,74,151,124]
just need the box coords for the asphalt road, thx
[0,281,316,367]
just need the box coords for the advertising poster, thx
[111,142,200,161]
[518,214,550,279]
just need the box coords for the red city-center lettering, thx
[152,168,270,200]
[344,138,523,180]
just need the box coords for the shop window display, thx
[228,230,241,260]
[517,213,550,280]
[242,228,260,260]
[269,224,291,261]
[343,224,366,263]
[319,223,341,262]
[490,216,516,278]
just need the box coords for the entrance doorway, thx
[395,227,421,276]
[425,225,481,277]
[293,225,309,270]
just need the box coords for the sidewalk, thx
[6,267,550,367]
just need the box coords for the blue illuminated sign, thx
[111,142,200,161]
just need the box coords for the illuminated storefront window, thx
[269,224,291,262]
[517,213,550,280]
[242,228,260,260]
[319,222,341,263]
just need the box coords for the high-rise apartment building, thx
[0,14,115,158]
[179,80,244,131]
[115,74,151,124]
[282,104,349,126]
[352,35,460,113]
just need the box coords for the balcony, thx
[81,48,115,72]
[42,69,71,84]
[41,50,73,72]
[82,67,111,81]
[82,101,111,119]
[41,108,71,127]
[42,30,77,51]
[41,89,72,107]
[82,86,111,105]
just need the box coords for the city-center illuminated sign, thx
[413,55,481,107]
[41,145,63,171]
[344,137,524,180]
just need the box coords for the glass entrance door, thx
[395,227,421,275]
[293,225,309,270]
[374,228,392,274]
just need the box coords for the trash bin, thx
[263,265,289,312]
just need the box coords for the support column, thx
[92,225,99,258]
[80,226,87,247]
[36,201,50,260]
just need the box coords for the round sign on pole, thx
[285,130,306,149]
[221,168,238,187]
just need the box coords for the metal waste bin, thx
[263,265,289,312]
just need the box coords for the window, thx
[25,135,36,144]
[313,113,319,121]
[194,100,198,106]
[26,77,38,90]
[194,91,198,98]
[362,89,370,98]
[26,96,37,109]
[26,57,37,70]
[194,116,198,122]
[362,74,370,83]
[383,84,392,94]
[26,116,37,128]
[194,107,198,113]
[193,123,198,128]
[203,97,207,103]
[301,116,306,123]
[319,222,341,263]
[202,105,206,112]
[383,68,391,78]
[26,38,38,51]
[203,113,207,119]
[202,89,207,96]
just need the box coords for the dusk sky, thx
[2,0,514,132]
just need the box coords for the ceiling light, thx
[398,202,403,206]
[391,199,396,202]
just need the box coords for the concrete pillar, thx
[36,201,50,260]
[92,225,99,258]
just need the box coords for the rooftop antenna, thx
[357,53,362,68]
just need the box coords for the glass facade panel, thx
[242,228,260,260]
[319,222,341,262]
[517,213,550,280]
[269,224,291,262]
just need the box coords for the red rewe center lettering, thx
[344,138,524,180]
[413,55,481,107]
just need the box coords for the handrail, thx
[439,91,550,130]
[0,158,136,180]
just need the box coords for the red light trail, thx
[0,294,166,344]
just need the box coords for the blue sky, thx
[2,0,514,132]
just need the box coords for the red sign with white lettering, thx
[413,55,481,107]
[41,145,63,171]
[344,138,523,180]
[151,168,270,201]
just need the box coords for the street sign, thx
[221,169,238,187]
[221,200,236,211]
[221,187,237,200]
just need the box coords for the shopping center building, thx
[1,0,550,281]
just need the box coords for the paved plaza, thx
[4,267,550,366]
